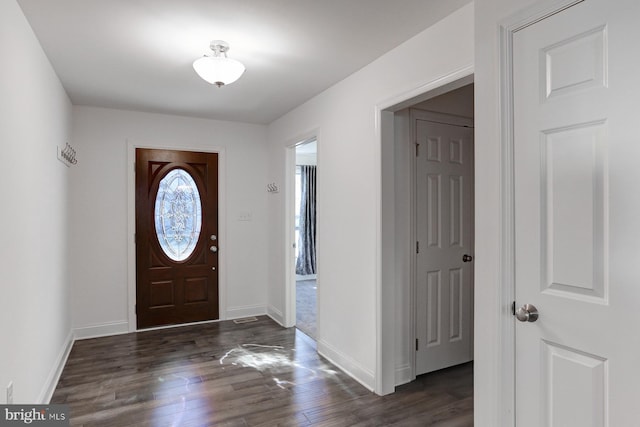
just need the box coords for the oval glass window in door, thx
[154,168,202,261]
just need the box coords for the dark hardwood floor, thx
[52,316,472,426]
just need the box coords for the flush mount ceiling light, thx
[193,40,245,87]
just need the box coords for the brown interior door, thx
[136,148,218,329]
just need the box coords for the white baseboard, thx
[395,363,413,387]
[226,304,266,320]
[267,305,284,326]
[39,330,74,404]
[317,339,375,392]
[74,321,129,340]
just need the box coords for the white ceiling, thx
[17,0,470,124]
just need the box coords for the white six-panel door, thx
[414,110,474,375]
[513,1,640,424]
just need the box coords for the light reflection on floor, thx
[151,331,347,424]
[219,340,338,390]
[152,376,194,426]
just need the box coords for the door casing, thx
[126,140,227,332]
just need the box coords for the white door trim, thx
[126,140,227,332]
[410,109,474,128]
[283,143,296,328]
[497,0,584,424]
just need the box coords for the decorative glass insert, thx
[154,169,202,261]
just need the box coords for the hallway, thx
[52,317,472,426]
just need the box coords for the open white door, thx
[513,0,640,424]
[414,110,474,375]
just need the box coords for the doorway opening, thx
[409,85,475,378]
[294,140,317,338]
[377,72,474,397]
[285,137,318,339]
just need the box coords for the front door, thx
[414,110,474,375]
[513,0,640,424]
[136,148,219,329]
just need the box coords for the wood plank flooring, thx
[52,316,472,426]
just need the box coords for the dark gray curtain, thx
[296,165,317,275]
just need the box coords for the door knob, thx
[515,303,539,322]
[210,235,217,241]
[210,245,218,253]
[462,254,473,262]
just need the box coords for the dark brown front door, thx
[136,148,219,329]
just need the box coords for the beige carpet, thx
[296,279,317,339]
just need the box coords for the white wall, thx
[296,140,317,166]
[70,106,269,336]
[296,153,317,166]
[0,0,73,403]
[474,0,537,424]
[267,4,474,390]
[413,83,474,118]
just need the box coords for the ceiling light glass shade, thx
[193,55,245,87]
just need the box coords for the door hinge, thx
[511,301,516,315]
[135,304,137,314]
[415,143,420,157]
[134,233,136,244]
[415,338,419,351]
[416,241,420,254]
